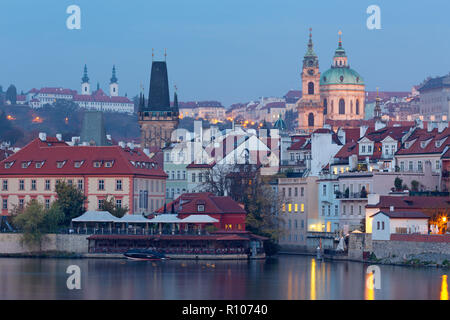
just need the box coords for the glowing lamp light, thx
[443,217,447,223]
[32,116,43,123]
[6,115,16,120]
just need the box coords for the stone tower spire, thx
[138,60,179,149]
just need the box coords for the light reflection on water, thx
[0,255,446,300]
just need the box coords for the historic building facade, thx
[0,135,167,216]
[138,61,179,150]
[297,30,366,132]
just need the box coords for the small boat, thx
[124,249,168,261]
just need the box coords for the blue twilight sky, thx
[0,0,450,106]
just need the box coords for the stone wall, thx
[0,234,89,254]
[373,238,450,260]
[348,233,372,260]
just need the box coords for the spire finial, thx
[164,48,167,61]
[338,30,342,46]
[152,48,154,61]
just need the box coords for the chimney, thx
[56,133,62,141]
[38,132,47,141]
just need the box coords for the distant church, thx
[138,60,179,149]
[297,30,365,132]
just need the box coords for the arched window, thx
[323,99,327,115]
[339,99,345,114]
[308,113,314,127]
[308,82,314,95]
[356,100,360,115]
[331,100,334,113]
[350,100,353,114]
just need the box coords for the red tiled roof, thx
[260,102,285,110]
[156,192,246,215]
[370,210,429,219]
[366,196,450,210]
[73,89,132,104]
[38,87,77,95]
[186,162,216,169]
[342,128,361,143]
[287,137,310,151]
[0,138,167,177]
[363,125,413,143]
[365,91,410,102]
[396,127,449,155]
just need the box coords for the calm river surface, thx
[0,255,447,300]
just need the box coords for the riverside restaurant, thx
[72,211,267,259]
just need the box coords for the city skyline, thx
[1,1,450,105]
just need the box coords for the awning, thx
[72,211,121,223]
[180,215,219,224]
[148,214,182,223]
[119,214,152,224]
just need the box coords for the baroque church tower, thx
[109,65,119,97]
[296,29,324,132]
[81,64,90,95]
[138,59,179,149]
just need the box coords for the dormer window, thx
[197,204,205,212]
[74,161,84,168]
[56,161,66,168]
[35,161,44,168]
[21,161,31,169]
[4,161,14,169]
[105,161,113,168]
[93,161,102,168]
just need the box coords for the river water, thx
[0,255,447,300]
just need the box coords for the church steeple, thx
[110,65,118,84]
[374,87,382,120]
[333,31,348,67]
[109,65,119,97]
[303,28,318,68]
[82,64,89,83]
[81,64,91,95]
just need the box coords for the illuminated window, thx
[282,204,286,212]
[301,203,305,212]
[288,203,292,212]
[294,204,298,212]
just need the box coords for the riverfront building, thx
[0,134,167,216]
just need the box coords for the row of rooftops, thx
[0,135,167,178]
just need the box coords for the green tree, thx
[12,200,64,249]
[5,85,17,104]
[411,180,419,192]
[100,195,129,218]
[394,177,403,191]
[55,181,86,226]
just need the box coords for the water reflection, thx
[0,256,445,300]
[441,275,448,300]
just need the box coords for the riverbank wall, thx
[0,233,89,254]
[280,232,450,267]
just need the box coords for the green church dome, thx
[320,67,364,86]
[273,115,287,131]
